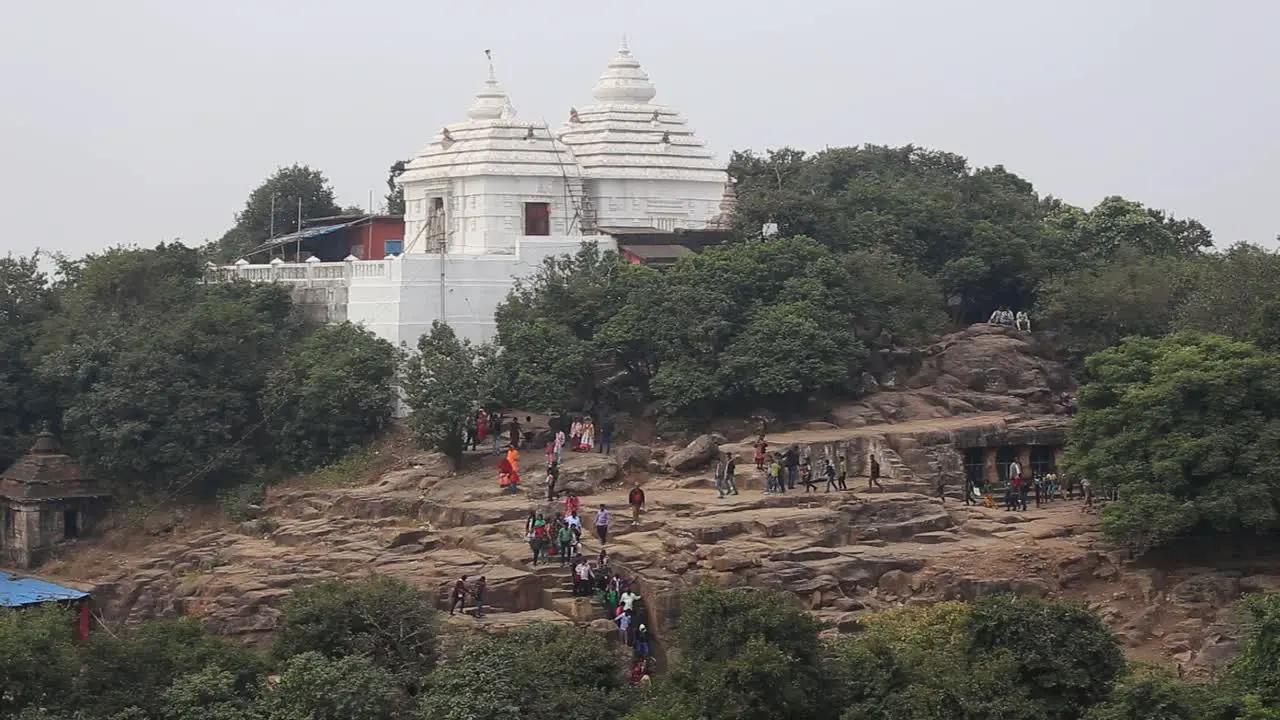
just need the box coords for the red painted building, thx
[242,214,405,262]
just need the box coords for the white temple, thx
[216,42,732,350]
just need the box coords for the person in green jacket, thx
[557,523,575,566]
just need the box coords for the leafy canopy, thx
[1064,333,1280,550]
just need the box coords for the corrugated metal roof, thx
[0,571,89,607]
[242,219,365,257]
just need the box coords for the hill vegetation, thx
[5,145,1280,718]
[4,580,1280,720]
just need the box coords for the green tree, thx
[1176,243,1280,350]
[403,322,491,466]
[216,165,343,260]
[385,160,407,216]
[1082,665,1220,720]
[75,618,266,719]
[0,252,54,468]
[1035,249,1201,368]
[1064,334,1280,550]
[262,323,399,469]
[833,603,1046,720]
[262,652,403,720]
[635,584,840,720]
[161,666,265,720]
[967,594,1124,719]
[39,273,295,494]
[1230,593,1280,705]
[273,575,439,687]
[418,623,632,720]
[0,606,80,717]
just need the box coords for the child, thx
[800,460,818,492]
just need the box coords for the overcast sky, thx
[2,0,1276,258]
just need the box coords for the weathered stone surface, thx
[615,443,653,470]
[666,435,720,472]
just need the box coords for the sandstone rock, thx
[615,443,653,470]
[711,553,756,572]
[666,435,720,472]
[386,529,429,549]
[559,456,621,495]
[877,569,913,597]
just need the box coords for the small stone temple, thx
[0,431,110,569]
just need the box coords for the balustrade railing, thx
[204,256,390,286]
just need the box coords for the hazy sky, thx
[2,0,1277,258]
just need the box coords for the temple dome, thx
[399,64,581,183]
[591,40,657,105]
[558,41,726,184]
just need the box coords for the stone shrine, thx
[0,431,111,569]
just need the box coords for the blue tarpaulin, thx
[0,570,89,607]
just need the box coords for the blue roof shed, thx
[0,570,89,608]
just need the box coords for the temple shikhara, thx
[213,41,735,349]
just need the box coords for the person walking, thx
[449,575,469,616]
[723,454,739,496]
[628,485,646,523]
[474,576,487,618]
[868,454,883,490]
[595,505,611,544]
[823,459,839,492]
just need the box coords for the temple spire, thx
[467,49,515,120]
[591,39,657,104]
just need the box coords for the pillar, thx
[1053,447,1065,472]
[1017,446,1033,476]
[983,447,998,484]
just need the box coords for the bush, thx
[273,576,439,687]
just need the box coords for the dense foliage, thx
[494,238,946,417]
[401,321,495,467]
[4,579,1280,719]
[214,164,343,261]
[1064,333,1280,550]
[0,242,398,499]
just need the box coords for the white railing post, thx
[305,255,321,287]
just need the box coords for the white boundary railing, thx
[204,255,389,286]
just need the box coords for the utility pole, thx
[295,198,303,259]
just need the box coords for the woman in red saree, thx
[498,447,521,493]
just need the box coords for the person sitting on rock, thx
[1015,310,1031,331]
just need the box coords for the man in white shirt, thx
[620,589,639,612]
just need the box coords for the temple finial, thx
[484,48,495,80]
[620,34,629,52]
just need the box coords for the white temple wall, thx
[591,177,726,230]
[403,174,581,255]
[346,235,615,349]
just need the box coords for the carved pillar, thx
[983,447,998,484]
[1053,447,1065,472]
[1018,446,1033,476]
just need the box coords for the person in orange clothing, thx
[498,447,521,494]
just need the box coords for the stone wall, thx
[288,285,348,326]
[0,498,111,569]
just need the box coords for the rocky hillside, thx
[38,324,1276,675]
